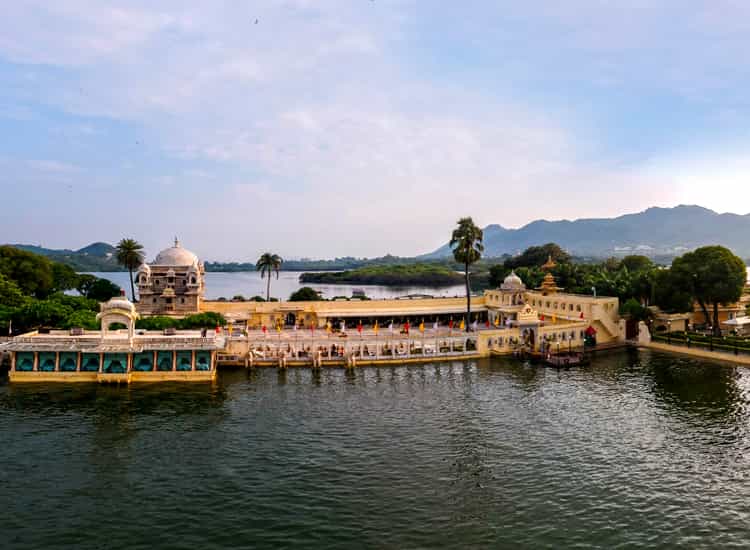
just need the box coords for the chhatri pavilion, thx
[136,238,205,316]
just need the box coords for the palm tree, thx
[256,252,283,301]
[115,238,145,302]
[450,217,484,332]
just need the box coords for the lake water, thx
[2,349,750,549]
[85,271,468,301]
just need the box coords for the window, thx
[180,298,185,304]
[153,298,157,303]
[576,305,581,312]
[569,304,574,311]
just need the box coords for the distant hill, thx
[426,205,750,259]
[8,242,120,271]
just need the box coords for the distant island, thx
[300,264,465,287]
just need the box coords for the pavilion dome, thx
[153,238,199,267]
[99,292,137,316]
[501,270,525,290]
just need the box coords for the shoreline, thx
[643,341,750,367]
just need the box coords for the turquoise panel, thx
[176,351,193,371]
[157,351,173,372]
[39,352,57,372]
[59,352,78,372]
[103,353,128,374]
[196,351,211,371]
[81,354,100,372]
[16,352,34,371]
[133,352,154,372]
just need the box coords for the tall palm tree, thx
[450,217,484,332]
[115,238,145,302]
[256,252,283,302]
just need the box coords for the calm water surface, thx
[2,350,750,549]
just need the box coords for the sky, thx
[2,1,750,262]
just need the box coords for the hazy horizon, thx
[2,2,750,261]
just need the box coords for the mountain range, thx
[6,205,750,271]
[426,205,750,259]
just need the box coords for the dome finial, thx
[174,236,180,247]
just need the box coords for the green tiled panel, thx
[157,351,173,372]
[81,354,100,372]
[133,352,154,372]
[176,351,193,371]
[196,351,211,371]
[59,352,78,372]
[38,352,56,372]
[16,352,34,371]
[103,353,128,373]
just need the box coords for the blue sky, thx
[1,1,749,261]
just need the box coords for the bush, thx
[178,312,226,329]
[60,310,100,330]
[232,295,246,302]
[136,316,177,331]
[289,287,323,302]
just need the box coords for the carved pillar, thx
[172,351,176,372]
[191,350,196,372]
[76,352,81,372]
[153,351,157,372]
[33,352,38,372]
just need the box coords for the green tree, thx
[620,255,654,272]
[450,217,484,331]
[84,278,122,302]
[671,246,746,336]
[488,264,510,288]
[505,243,570,270]
[115,238,145,302]
[0,273,28,308]
[51,262,79,293]
[289,287,323,301]
[0,245,54,297]
[652,269,693,313]
[12,300,74,331]
[256,252,283,302]
[60,310,99,330]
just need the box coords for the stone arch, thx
[97,311,137,340]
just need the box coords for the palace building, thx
[136,239,205,316]
[3,294,222,383]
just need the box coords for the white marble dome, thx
[501,270,525,290]
[154,239,199,266]
[100,293,136,315]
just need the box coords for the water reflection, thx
[644,351,748,424]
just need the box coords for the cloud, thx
[2,1,750,258]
